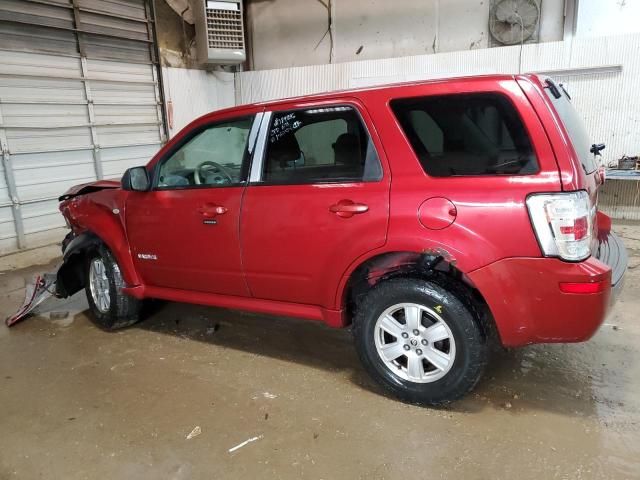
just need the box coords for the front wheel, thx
[353,277,488,406]
[85,245,141,330]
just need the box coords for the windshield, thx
[543,79,598,174]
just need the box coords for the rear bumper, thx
[598,230,627,305]
[468,232,627,347]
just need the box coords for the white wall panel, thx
[0,0,73,28]
[0,22,76,57]
[238,33,640,171]
[246,0,566,70]
[96,125,161,148]
[0,161,9,205]
[577,0,640,38]
[23,227,68,252]
[0,206,18,252]
[0,77,86,104]
[5,127,92,154]
[12,150,95,202]
[77,0,147,20]
[14,161,96,203]
[89,81,158,104]
[85,59,158,83]
[100,144,160,178]
[93,104,159,124]
[1,104,89,128]
[237,32,640,219]
[0,50,81,77]
[21,200,66,235]
[162,67,235,136]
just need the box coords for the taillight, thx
[526,191,593,261]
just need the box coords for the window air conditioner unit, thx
[195,0,246,65]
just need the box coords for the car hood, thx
[58,179,121,201]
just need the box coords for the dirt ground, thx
[1,223,639,480]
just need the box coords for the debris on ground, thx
[186,426,202,440]
[50,314,75,328]
[228,434,263,453]
[205,324,220,335]
[5,272,58,327]
[110,361,135,371]
[252,392,278,400]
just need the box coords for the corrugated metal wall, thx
[0,0,165,254]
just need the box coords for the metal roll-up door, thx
[0,0,166,254]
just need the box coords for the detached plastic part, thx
[5,271,59,327]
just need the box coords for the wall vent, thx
[195,0,246,65]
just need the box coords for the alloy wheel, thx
[89,257,111,313]
[373,303,456,383]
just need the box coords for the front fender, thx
[60,189,140,290]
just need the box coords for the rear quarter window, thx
[543,79,597,174]
[391,93,539,177]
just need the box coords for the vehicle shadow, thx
[137,300,362,374]
[1,259,601,419]
[135,300,601,417]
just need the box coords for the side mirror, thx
[122,166,150,192]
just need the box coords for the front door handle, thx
[329,199,369,218]
[197,204,228,218]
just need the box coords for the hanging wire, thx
[515,11,525,74]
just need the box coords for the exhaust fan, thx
[489,0,540,46]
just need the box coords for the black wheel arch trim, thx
[56,231,104,298]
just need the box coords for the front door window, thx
[157,116,254,188]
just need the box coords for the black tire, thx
[84,244,141,330]
[353,277,487,406]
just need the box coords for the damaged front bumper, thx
[5,232,86,327]
[5,271,59,327]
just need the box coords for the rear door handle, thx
[329,199,369,218]
[197,204,228,218]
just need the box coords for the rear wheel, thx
[353,277,487,406]
[85,245,141,330]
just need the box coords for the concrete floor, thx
[1,223,639,480]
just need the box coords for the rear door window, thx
[391,93,538,177]
[262,106,382,184]
[543,79,597,174]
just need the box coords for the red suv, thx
[55,74,627,405]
